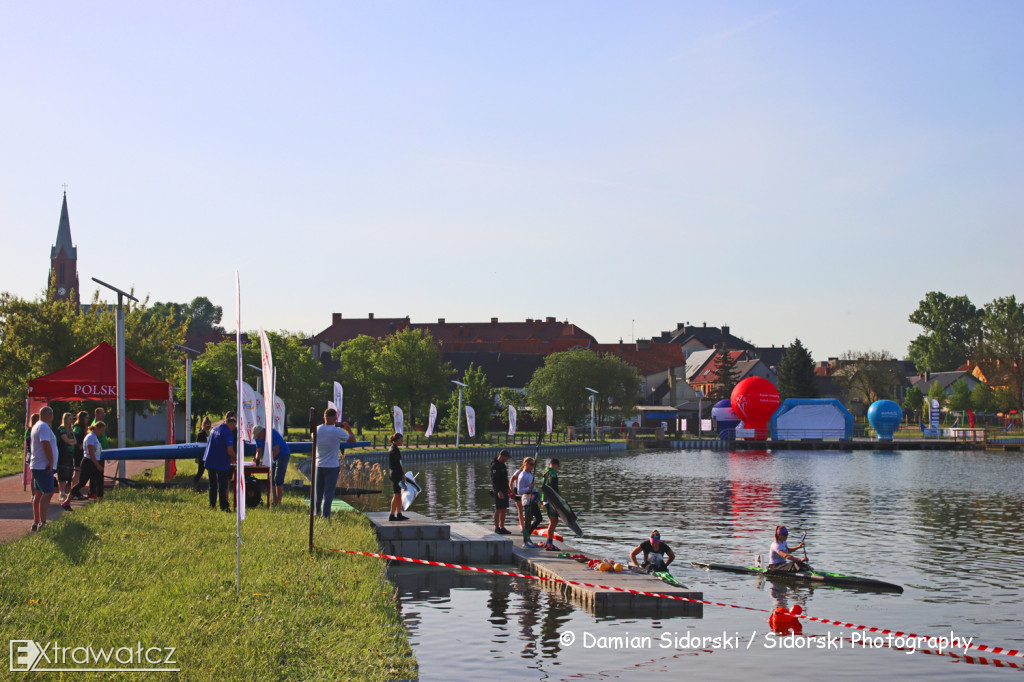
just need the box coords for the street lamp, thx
[695,389,705,437]
[585,387,599,441]
[173,344,201,443]
[92,277,138,480]
[452,380,468,448]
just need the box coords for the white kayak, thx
[401,472,421,511]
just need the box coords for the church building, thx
[48,191,80,306]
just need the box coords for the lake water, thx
[377,448,1024,680]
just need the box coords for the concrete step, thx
[367,511,450,541]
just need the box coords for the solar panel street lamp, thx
[452,380,468,448]
[585,387,599,441]
[91,277,138,480]
[173,344,201,443]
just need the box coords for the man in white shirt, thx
[314,408,355,518]
[30,406,59,531]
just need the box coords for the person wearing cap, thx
[538,458,561,551]
[767,526,809,572]
[204,411,237,512]
[629,531,676,570]
[490,449,512,534]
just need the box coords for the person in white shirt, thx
[767,526,809,572]
[314,408,355,519]
[29,406,58,531]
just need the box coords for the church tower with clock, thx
[49,191,80,305]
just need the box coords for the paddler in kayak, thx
[629,530,675,571]
[766,526,809,572]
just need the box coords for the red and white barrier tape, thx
[317,546,1023,661]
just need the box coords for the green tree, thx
[977,295,1024,412]
[186,332,323,431]
[927,381,947,410]
[776,338,818,399]
[947,379,972,422]
[710,346,741,401]
[0,290,187,436]
[142,296,224,335]
[834,350,902,406]
[525,349,641,427]
[372,329,453,429]
[332,335,381,434]
[994,386,1017,414]
[441,364,495,439]
[970,382,995,414]
[902,385,924,421]
[907,292,981,373]
[496,387,528,429]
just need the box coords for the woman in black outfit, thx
[192,417,212,483]
[388,433,408,521]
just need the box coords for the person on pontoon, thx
[629,530,675,571]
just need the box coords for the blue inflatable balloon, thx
[711,398,740,430]
[867,400,903,440]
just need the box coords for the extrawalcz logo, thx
[10,639,179,673]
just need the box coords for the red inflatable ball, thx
[730,377,780,436]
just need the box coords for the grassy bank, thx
[0,487,416,680]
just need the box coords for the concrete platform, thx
[366,512,513,564]
[366,511,702,617]
[512,544,703,617]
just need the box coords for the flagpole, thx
[308,407,318,552]
[235,272,243,593]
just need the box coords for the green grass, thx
[0,487,416,680]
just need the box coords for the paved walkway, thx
[0,460,165,544]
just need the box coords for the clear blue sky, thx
[2,1,1021,361]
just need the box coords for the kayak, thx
[625,564,687,588]
[518,525,565,543]
[690,562,903,592]
[541,484,584,537]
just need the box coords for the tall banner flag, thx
[546,405,553,435]
[259,328,275,467]
[235,273,246,532]
[466,406,477,438]
[393,406,404,434]
[508,405,517,436]
[333,382,343,420]
[273,395,285,432]
[930,398,940,429]
[237,380,259,444]
[425,403,437,438]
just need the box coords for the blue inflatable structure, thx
[867,400,903,441]
[770,399,854,440]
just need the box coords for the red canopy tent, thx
[26,341,176,484]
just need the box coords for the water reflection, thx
[373,449,1024,681]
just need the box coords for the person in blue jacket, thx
[204,412,237,512]
[254,425,290,505]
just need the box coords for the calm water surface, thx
[378,448,1024,680]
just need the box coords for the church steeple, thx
[48,191,80,305]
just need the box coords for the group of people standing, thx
[489,450,563,551]
[26,406,108,531]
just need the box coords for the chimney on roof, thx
[438,318,445,324]
[545,316,555,323]
[702,322,707,328]
[722,325,730,336]
[368,313,374,319]
[526,318,533,323]
[491,317,498,324]
[332,313,341,324]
